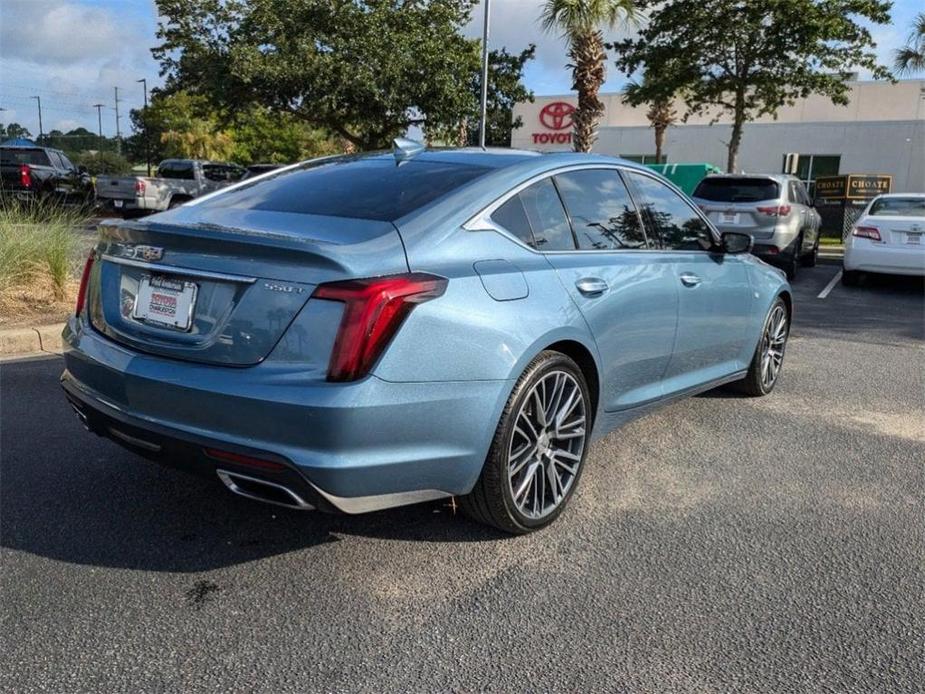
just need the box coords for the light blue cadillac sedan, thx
[61,144,791,533]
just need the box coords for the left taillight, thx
[75,252,95,316]
[312,273,447,382]
[19,164,31,188]
[852,225,881,241]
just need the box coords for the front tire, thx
[461,351,591,534]
[733,298,790,397]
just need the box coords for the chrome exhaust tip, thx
[216,469,314,511]
[69,402,90,431]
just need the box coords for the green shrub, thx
[0,200,87,303]
[72,151,133,177]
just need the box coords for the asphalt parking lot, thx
[2,261,923,693]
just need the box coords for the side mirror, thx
[77,165,88,175]
[722,231,753,254]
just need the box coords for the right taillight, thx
[75,252,95,316]
[134,179,146,195]
[312,273,447,382]
[852,225,881,241]
[19,164,31,188]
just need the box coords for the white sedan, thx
[843,193,925,285]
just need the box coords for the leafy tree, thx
[614,0,891,172]
[540,0,638,152]
[152,0,491,150]
[894,12,925,75]
[426,45,536,147]
[2,123,33,141]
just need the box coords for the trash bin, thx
[645,163,723,196]
[813,174,892,239]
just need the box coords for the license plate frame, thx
[720,212,739,225]
[132,274,198,331]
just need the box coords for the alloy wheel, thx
[507,370,587,520]
[760,305,788,390]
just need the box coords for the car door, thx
[531,168,680,411]
[794,180,820,250]
[624,170,754,393]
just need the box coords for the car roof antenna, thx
[392,137,425,164]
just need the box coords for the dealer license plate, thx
[720,212,739,224]
[132,275,198,330]
[906,233,921,245]
[113,200,123,208]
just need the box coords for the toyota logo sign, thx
[539,102,575,131]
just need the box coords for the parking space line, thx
[817,270,842,299]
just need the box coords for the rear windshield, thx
[195,157,491,221]
[0,148,51,166]
[868,197,925,217]
[694,178,780,203]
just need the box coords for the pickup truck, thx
[0,144,94,204]
[96,159,247,217]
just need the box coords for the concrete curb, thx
[0,323,66,356]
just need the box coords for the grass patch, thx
[0,201,90,326]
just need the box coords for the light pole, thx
[30,96,43,144]
[114,86,122,156]
[93,104,105,152]
[478,0,491,149]
[137,78,151,176]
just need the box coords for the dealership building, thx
[511,79,925,195]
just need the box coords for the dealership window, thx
[783,154,840,198]
[621,154,668,165]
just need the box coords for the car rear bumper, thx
[844,242,925,276]
[62,317,511,513]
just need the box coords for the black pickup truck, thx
[0,144,94,204]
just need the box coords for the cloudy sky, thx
[0,0,921,138]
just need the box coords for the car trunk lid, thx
[861,215,925,248]
[86,208,408,366]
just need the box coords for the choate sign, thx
[815,174,892,200]
[532,102,576,144]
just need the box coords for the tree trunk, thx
[654,125,665,163]
[569,29,606,153]
[726,93,746,173]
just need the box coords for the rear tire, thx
[785,234,802,280]
[841,269,861,286]
[461,351,591,534]
[733,298,789,397]
[801,235,818,267]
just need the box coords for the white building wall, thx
[511,80,925,192]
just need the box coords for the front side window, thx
[627,172,715,251]
[554,169,647,250]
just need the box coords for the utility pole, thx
[114,86,122,156]
[30,95,43,144]
[93,104,105,152]
[137,78,150,175]
[478,0,491,149]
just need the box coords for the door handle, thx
[679,273,702,287]
[575,277,608,296]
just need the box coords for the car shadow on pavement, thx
[0,357,504,574]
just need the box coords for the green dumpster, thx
[645,163,723,196]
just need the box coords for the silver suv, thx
[692,174,821,279]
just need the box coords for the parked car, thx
[96,159,246,218]
[61,146,792,534]
[843,193,925,285]
[0,144,94,204]
[692,174,821,280]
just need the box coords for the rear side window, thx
[196,157,490,222]
[554,169,647,250]
[627,172,715,251]
[158,161,195,180]
[694,177,780,203]
[491,178,575,251]
[1,148,50,166]
[47,151,64,168]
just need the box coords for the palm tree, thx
[646,97,676,164]
[541,0,637,152]
[894,12,925,76]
